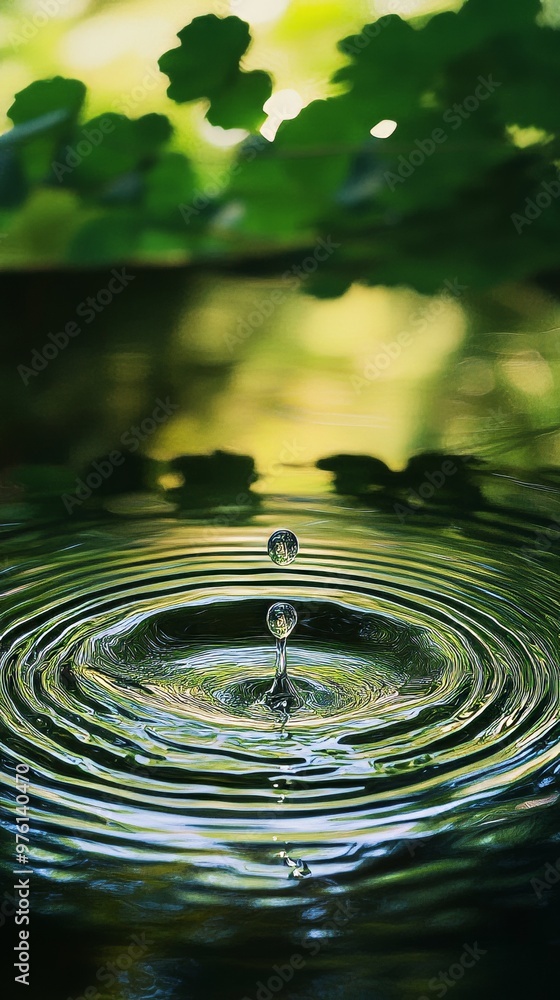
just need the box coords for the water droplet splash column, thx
[265,529,300,715]
[264,602,300,713]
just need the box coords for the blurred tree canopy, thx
[1,0,560,296]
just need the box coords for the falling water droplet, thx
[267,602,297,639]
[267,529,299,566]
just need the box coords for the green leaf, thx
[0,149,27,209]
[0,110,72,148]
[58,113,173,193]
[1,188,86,266]
[7,77,87,185]
[206,70,272,131]
[3,0,560,294]
[134,114,174,157]
[7,77,86,126]
[335,17,435,126]
[143,152,196,223]
[137,228,190,258]
[69,213,141,264]
[159,14,272,131]
[227,100,357,238]
[159,15,251,101]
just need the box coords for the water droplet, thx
[267,603,297,639]
[267,529,299,566]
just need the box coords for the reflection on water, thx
[2,270,560,998]
[1,487,560,883]
[3,270,560,490]
[1,484,560,996]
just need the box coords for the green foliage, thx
[158,14,272,131]
[205,69,272,131]
[2,1,560,297]
[0,148,27,209]
[229,0,560,294]
[7,77,86,127]
[61,113,173,192]
[143,153,196,222]
[7,77,86,186]
[69,212,143,265]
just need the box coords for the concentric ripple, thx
[1,504,560,891]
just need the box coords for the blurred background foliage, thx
[1,0,560,295]
[1,0,560,516]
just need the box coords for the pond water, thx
[1,269,560,999]
[1,485,560,998]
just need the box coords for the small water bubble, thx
[267,602,297,639]
[267,529,299,566]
